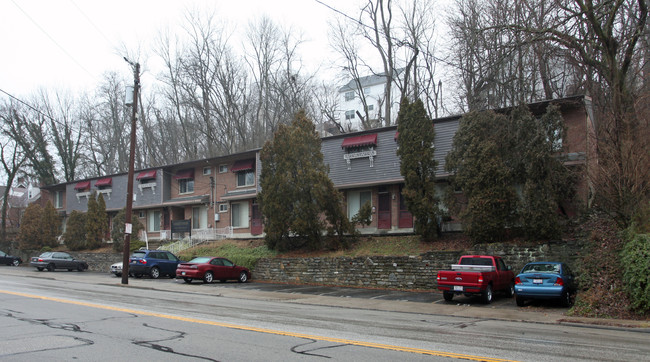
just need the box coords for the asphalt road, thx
[1,266,649,361]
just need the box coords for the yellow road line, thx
[1,289,517,362]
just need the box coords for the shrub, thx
[63,210,87,250]
[18,203,44,250]
[621,233,650,313]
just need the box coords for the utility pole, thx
[121,58,139,285]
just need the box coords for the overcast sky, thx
[0,0,368,98]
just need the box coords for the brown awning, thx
[341,134,378,148]
[94,178,112,187]
[136,170,157,180]
[174,169,194,180]
[74,181,91,190]
[231,159,255,172]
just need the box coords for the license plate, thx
[181,272,186,276]
[533,279,543,284]
[453,286,463,291]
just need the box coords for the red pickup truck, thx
[436,255,515,304]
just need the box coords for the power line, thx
[9,0,98,83]
[0,87,73,130]
[70,0,117,50]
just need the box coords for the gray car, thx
[30,252,88,272]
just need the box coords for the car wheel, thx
[516,295,525,307]
[12,259,20,267]
[482,284,493,304]
[47,263,55,272]
[203,271,214,284]
[506,282,515,298]
[238,271,248,283]
[134,273,142,278]
[150,267,160,279]
[168,273,176,279]
[37,267,44,271]
[77,264,85,272]
[183,278,192,284]
[561,290,572,307]
[115,273,122,277]
[443,291,454,301]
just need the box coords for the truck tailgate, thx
[438,270,483,288]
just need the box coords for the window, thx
[368,104,374,111]
[203,167,211,175]
[192,206,208,229]
[344,91,354,101]
[219,203,228,212]
[54,190,63,208]
[139,211,145,218]
[231,202,249,228]
[219,165,228,173]
[345,110,355,120]
[179,178,194,194]
[148,210,161,232]
[364,87,371,94]
[348,190,372,219]
[237,171,255,187]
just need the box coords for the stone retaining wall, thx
[253,240,586,290]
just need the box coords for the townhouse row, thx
[40,96,596,242]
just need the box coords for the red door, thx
[398,186,413,228]
[251,202,263,235]
[378,192,391,229]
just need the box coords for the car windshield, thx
[189,257,212,264]
[522,263,560,274]
[130,251,146,258]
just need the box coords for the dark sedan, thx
[0,250,22,266]
[176,257,250,284]
[30,252,88,272]
[515,261,576,307]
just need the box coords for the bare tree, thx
[244,16,315,145]
[81,72,132,175]
[34,89,84,182]
[330,18,377,130]
[0,103,27,243]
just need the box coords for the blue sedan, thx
[515,262,576,307]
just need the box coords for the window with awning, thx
[231,159,255,172]
[341,134,378,148]
[94,178,112,187]
[174,169,194,180]
[74,181,91,191]
[136,170,157,180]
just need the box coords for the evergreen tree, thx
[259,110,353,251]
[97,193,108,240]
[41,200,61,248]
[85,192,103,249]
[446,110,519,242]
[446,105,574,242]
[512,105,575,239]
[396,97,441,241]
[18,203,44,250]
[111,208,143,252]
[63,210,87,250]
